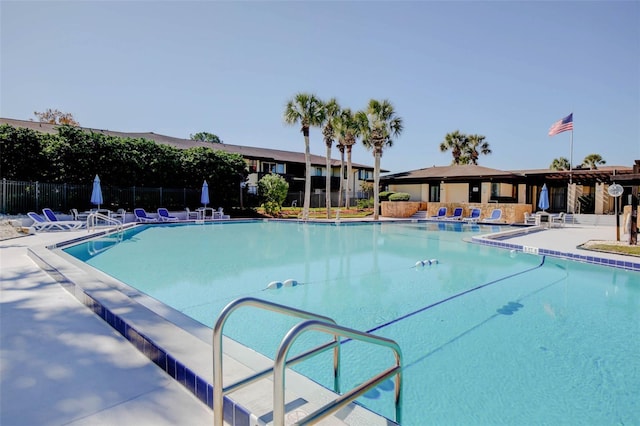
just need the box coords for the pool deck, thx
[1,221,638,426]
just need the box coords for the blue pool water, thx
[64,221,640,425]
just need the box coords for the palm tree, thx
[358,99,403,220]
[439,130,467,165]
[464,134,491,165]
[333,108,361,209]
[284,93,324,220]
[582,154,606,170]
[321,98,340,218]
[550,157,570,170]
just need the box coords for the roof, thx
[382,163,634,184]
[382,164,519,182]
[0,117,378,171]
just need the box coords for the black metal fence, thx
[0,179,203,215]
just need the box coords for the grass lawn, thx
[586,243,640,257]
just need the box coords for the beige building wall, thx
[388,183,423,201]
[442,183,468,203]
[518,183,527,204]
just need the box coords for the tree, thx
[439,130,466,165]
[358,99,403,220]
[258,173,289,216]
[550,157,570,170]
[283,93,324,220]
[581,154,606,170]
[464,134,491,165]
[190,132,222,144]
[321,98,340,218]
[333,108,361,209]
[33,109,80,126]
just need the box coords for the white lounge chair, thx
[134,208,158,223]
[463,208,481,222]
[445,207,463,220]
[482,208,503,223]
[157,208,178,222]
[28,212,78,232]
[41,208,85,229]
[431,207,447,220]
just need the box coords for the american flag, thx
[548,113,573,136]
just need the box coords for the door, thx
[469,183,481,203]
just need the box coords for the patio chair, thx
[482,208,503,223]
[463,208,482,222]
[523,212,537,225]
[216,207,230,220]
[550,212,566,228]
[185,207,200,220]
[445,207,463,220]
[431,207,447,220]
[109,208,127,223]
[41,208,85,229]
[28,212,78,232]
[157,208,179,222]
[134,208,158,223]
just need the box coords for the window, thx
[262,162,285,174]
[247,185,258,195]
[247,159,258,173]
[491,183,499,197]
[314,167,323,176]
[358,169,371,180]
[429,185,440,202]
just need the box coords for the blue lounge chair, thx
[483,208,503,223]
[431,207,447,220]
[463,208,482,222]
[134,208,158,222]
[445,207,463,220]
[41,208,85,229]
[28,212,78,232]
[157,208,178,222]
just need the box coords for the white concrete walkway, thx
[0,230,214,426]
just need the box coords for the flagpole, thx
[568,120,574,213]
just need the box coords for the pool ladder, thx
[213,297,403,426]
[86,212,123,233]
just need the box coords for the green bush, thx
[258,173,289,216]
[357,198,374,209]
[378,191,395,201]
[389,192,411,201]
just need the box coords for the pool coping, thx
[471,226,640,272]
[27,223,398,426]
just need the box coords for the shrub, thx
[357,198,374,209]
[389,192,411,201]
[378,191,395,201]
[258,173,289,216]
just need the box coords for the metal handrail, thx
[213,297,339,426]
[86,212,123,233]
[274,320,402,425]
[212,297,403,426]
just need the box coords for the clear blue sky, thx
[2,1,639,174]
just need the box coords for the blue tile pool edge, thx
[471,235,640,272]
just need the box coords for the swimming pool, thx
[64,221,640,425]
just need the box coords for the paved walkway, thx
[0,230,214,426]
[0,222,636,426]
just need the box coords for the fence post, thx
[159,187,163,207]
[1,178,6,214]
[35,181,40,212]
